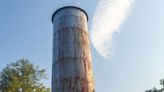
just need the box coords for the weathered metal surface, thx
[52,6,95,92]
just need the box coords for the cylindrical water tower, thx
[52,6,95,92]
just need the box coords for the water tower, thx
[52,6,95,92]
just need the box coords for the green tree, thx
[145,87,161,92]
[160,79,164,88]
[145,79,164,92]
[0,59,50,92]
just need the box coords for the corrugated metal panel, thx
[52,6,95,92]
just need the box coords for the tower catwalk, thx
[52,6,95,92]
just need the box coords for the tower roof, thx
[51,6,88,22]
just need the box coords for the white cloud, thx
[90,0,134,59]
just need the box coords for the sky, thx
[0,0,164,92]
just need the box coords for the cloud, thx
[90,0,134,59]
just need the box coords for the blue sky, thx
[0,0,164,92]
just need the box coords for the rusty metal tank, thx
[52,6,95,92]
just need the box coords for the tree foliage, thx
[145,87,161,92]
[145,79,164,92]
[0,59,50,92]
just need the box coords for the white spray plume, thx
[91,0,134,59]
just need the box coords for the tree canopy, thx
[145,87,161,92]
[145,79,164,92]
[0,59,50,92]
